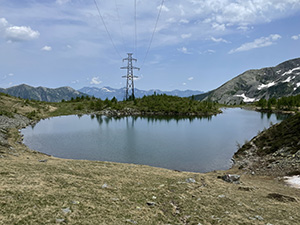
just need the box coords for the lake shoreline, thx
[1,112,300,224]
[94,107,222,118]
[0,106,285,168]
[21,108,283,173]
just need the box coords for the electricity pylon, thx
[121,53,140,100]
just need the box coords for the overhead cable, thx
[134,0,137,57]
[114,0,125,53]
[141,0,165,68]
[93,0,123,59]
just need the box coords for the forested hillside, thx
[255,94,300,111]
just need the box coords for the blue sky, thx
[0,0,300,92]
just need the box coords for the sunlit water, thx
[21,108,287,172]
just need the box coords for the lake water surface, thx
[21,108,286,172]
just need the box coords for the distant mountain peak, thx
[101,87,115,93]
[0,84,86,102]
[78,87,203,100]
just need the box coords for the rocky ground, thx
[233,139,300,177]
[0,114,30,152]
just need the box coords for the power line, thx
[141,0,165,68]
[134,0,137,56]
[114,0,125,53]
[93,0,122,59]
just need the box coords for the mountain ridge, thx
[0,84,204,102]
[0,84,86,102]
[195,57,300,104]
[78,86,204,100]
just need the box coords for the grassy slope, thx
[0,93,221,118]
[236,113,300,156]
[254,113,300,155]
[1,94,300,224]
[233,113,300,177]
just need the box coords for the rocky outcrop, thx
[233,139,300,177]
[233,113,300,176]
[0,115,30,146]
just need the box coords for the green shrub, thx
[0,110,14,118]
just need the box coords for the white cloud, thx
[229,34,282,54]
[211,37,230,43]
[41,46,52,51]
[177,47,191,54]
[237,25,251,31]
[179,19,189,24]
[1,1,298,52]
[0,18,8,29]
[90,76,102,85]
[71,80,79,84]
[188,77,194,81]
[178,4,185,16]
[182,82,187,86]
[212,23,226,31]
[159,5,170,12]
[0,18,39,42]
[181,33,192,39]
[56,0,71,5]
[200,49,216,55]
[134,75,143,81]
[2,73,14,80]
[5,26,40,42]
[207,49,216,54]
[201,0,300,25]
[291,34,300,40]
[166,18,176,23]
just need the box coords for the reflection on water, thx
[90,114,213,126]
[260,111,290,121]
[22,108,286,173]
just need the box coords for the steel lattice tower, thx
[121,53,140,100]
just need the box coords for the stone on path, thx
[61,207,71,214]
[186,178,196,183]
[146,201,156,206]
[219,174,240,183]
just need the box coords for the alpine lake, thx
[21,108,288,173]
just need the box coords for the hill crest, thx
[195,57,300,104]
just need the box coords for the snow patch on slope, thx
[294,83,300,91]
[284,176,300,189]
[257,81,276,90]
[234,93,256,102]
[101,87,115,93]
[282,67,300,76]
[282,76,292,83]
